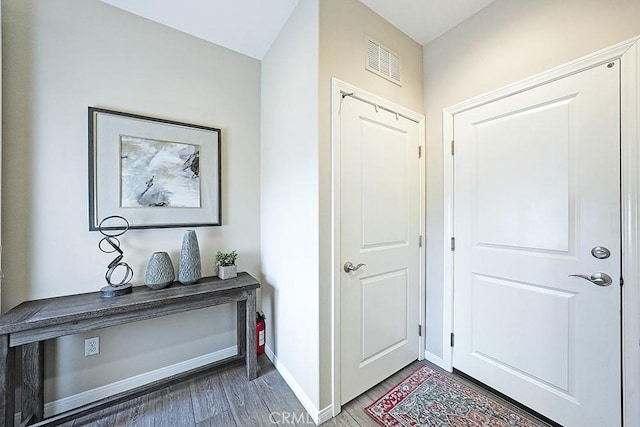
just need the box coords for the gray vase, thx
[178,230,201,284]
[144,252,175,290]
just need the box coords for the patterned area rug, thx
[365,365,545,426]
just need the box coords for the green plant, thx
[215,250,238,267]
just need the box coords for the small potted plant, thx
[215,250,238,280]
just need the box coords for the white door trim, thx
[330,78,426,415]
[621,37,640,427]
[440,35,640,426]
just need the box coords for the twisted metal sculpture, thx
[98,216,133,297]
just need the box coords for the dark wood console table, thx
[0,272,259,426]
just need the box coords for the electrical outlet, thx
[85,337,100,356]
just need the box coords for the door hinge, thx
[621,276,624,287]
[451,140,454,156]
[418,146,422,158]
[450,332,455,347]
[419,235,423,247]
[451,237,455,251]
[419,325,422,336]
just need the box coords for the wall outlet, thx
[84,337,100,356]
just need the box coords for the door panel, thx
[471,275,575,393]
[453,62,620,426]
[340,96,420,404]
[361,119,409,247]
[475,97,572,251]
[361,270,408,361]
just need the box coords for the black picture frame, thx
[89,107,222,230]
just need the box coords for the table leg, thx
[237,300,246,358]
[246,289,257,380]
[22,342,44,424]
[0,334,15,427]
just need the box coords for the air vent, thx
[366,38,401,86]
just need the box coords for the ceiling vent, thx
[366,38,401,86]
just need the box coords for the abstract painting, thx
[120,136,201,208]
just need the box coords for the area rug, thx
[365,365,545,426]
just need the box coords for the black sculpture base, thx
[100,283,133,298]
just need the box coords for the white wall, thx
[319,0,423,409]
[261,0,321,413]
[424,0,640,359]
[2,0,261,403]
[261,0,423,415]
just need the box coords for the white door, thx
[453,62,621,426]
[339,94,421,404]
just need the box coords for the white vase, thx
[218,265,237,280]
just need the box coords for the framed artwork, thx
[89,107,222,230]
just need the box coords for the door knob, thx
[568,272,613,287]
[344,262,366,273]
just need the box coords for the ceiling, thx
[98,0,497,60]
[360,0,497,45]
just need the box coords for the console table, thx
[0,272,260,426]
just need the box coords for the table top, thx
[0,273,259,335]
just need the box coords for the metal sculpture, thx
[98,215,133,297]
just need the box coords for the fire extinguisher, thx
[256,312,265,355]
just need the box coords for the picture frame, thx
[89,107,222,230]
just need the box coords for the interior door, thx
[453,62,621,426]
[339,95,421,404]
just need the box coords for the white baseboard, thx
[425,350,452,372]
[317,404,334,424]
[265,345,322,425]
[32,345,237,419]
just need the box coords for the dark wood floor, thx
[59,355,547,426]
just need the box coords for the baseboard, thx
[317,404,334,424]
[35,345,238,418]
[425,350,453,372]
[265,345,322,425]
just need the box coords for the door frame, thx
[330,78,426,415]
[438,36,640,426]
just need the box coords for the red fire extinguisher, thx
[256,312,265,355]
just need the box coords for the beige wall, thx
[424,0,640,358]
[261,0,320,411]
[2,0,261,403]
[319,0,424,409]
[260,0,423,414]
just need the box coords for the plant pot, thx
[144,252,175,290]
[218,265,237,280]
